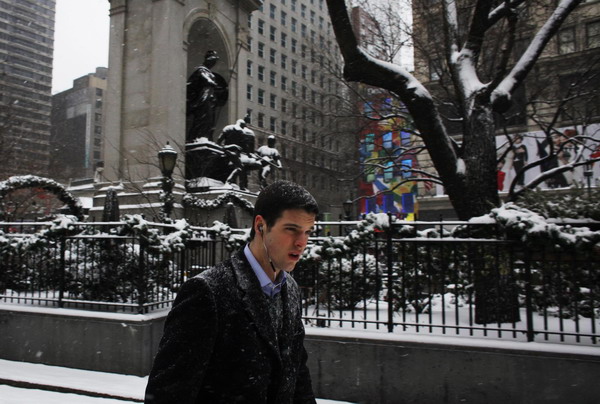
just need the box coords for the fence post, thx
[58,237,66,308]
[137,241,147,314]
[386,212,394,333]
[523,249,535,342]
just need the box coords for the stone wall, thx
[1,306,599,403]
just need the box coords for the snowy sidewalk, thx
[0,359,352,404]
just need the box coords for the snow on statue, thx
[257,135,283,189]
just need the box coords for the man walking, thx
[145,181,318,404]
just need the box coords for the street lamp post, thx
[158,142,178,221]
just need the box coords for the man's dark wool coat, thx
[144,250,316,404]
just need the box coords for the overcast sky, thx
[52,0,110,94]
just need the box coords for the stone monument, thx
[96,0,262,223]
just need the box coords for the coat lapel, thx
[230,251,281,361]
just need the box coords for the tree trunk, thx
[464,101,518,324]
[458,102,501,218]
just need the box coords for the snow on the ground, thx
[0,359,145,401]
[0,359,355,404]
[0,385,131,404]
[305,327,600,357]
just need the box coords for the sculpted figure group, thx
[186,50,282,190]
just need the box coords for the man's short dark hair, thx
[250,180,319,239]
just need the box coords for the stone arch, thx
[0,176,84,220]
[184,13,232,136]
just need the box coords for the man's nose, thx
[295,234,308,248]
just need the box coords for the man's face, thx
[260,209,315,272]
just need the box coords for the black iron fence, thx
[1,219,598,345]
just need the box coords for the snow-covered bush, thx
[316,254,384,310]
[517,188,600,221]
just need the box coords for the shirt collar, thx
[244,244,287,297]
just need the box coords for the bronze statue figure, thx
[186,50,228,142]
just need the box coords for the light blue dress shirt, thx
[244,244,287,297]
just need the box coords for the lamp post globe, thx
[157,142,178,221]
[342,199,353,220]
[158,142,178,178]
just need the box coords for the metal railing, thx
[0,220,598,345]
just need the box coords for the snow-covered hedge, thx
[517,188,600,221]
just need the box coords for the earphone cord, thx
[261,232,277,274]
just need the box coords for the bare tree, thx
[325,0,587,220]
[504,56,600,199]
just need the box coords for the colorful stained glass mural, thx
[357,98,419,220]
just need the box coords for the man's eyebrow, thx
[283,223,314,230]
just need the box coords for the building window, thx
[291,18,297,33]
[281,10,287,25]
[291,0,297,12]
[248,14,252,28]
[258,42,265,58]
[558,27,576,54]
[383,132,393,149]
[291,60,298,75]
[270,26,276,41]
[282,98,288,112]
[258,113,265,128]
[301,65,307,79]
[281,32,287,48]
[291,38,297,53]
[258,89,265,105]
[270,71,277,86]
[258,65,265,81]
[310,10,315,25]
[270,117,277,132]
[258,19,265,35]
[246,60,253,76]
[248,37,253,51]
[270,48,277,64]
[281,54,287,69]
[292,81,297,96]
[281,75,288,91]
[270,93,277,109]
[246,84,253,101]
[270,4,276,19]
[301,45,307,58]
[246,109,253,124]
[586,21,600,48]
[301,24,307,38]
[301,4,306,18]
[401,131,411,146]
[281,121,287,135]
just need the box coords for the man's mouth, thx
[289,252,301,261]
